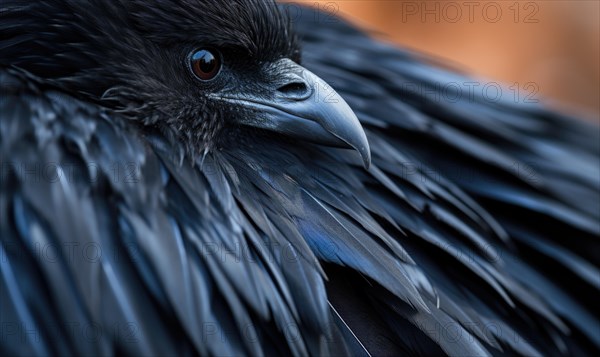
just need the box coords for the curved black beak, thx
[213,59,371,169]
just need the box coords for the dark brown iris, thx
[190,49,221,80]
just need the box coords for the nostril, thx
[277,81,309,99]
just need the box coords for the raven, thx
[1,1,598,356]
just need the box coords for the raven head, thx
[1,0,370,167]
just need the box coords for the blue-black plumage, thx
[1,1,598,356]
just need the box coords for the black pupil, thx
[193,50,216,73]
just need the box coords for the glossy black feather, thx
[1,1,599,356]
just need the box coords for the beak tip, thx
[359,143,371,170]
[363,151,371,170]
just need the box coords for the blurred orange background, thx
[293,0,599,122]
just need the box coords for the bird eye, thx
[190,49,221,81]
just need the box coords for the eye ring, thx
[189,48,221,81]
